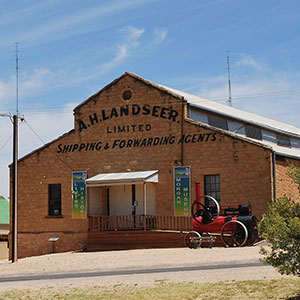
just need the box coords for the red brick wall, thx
[183,120,273,219]
[11,74,275,258]
[276,157,300,202]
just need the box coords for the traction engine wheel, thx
[184,231,202,249]
[191,195,220,225]
[246,217,259,246]
[221,220,248,247]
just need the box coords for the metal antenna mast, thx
[13,42,22,262]
[15,42,19,115]
[226,51,233,107]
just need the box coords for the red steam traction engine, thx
[184,183,258,248]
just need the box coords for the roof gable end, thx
[73,72,185,112]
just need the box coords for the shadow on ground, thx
[286,295,300,300]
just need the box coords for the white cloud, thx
[154,28,168,43]
[0,103,75,199]
[0,68,58,110]
[116,45,128,61]
[21,68,56,96]
[64,25,145,83]
[0,0,61,26]
[99,45,129,73]
[119,25,145,40]
[205,75,294,101]
[235,54,262,70]
[184,72,300,128]
[0,78,15,104]
[0,23,167,114]
[0,0,150,48]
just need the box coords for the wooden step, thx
[87,230,186,251]
[87,230,225,251]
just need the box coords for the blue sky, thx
[1,0,300,198]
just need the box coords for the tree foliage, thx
[288,163,300,193]
[259,163,300,276]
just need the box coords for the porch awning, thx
[86,170,159,187]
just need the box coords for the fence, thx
[88,215,193,232]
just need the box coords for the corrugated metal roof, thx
[158,84,300,138]
[0,197,9,224]
[86,170,159,187]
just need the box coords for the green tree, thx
[259,164,300,276]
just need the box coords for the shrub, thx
[259,163,300,276]
[288,163,300,193]
[259,196,300,275]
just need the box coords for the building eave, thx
[185,118,273,151]
[9,129,75,167]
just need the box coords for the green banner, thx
[72,171,87,219]
[174,166,191,217]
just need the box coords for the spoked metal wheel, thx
[221,220,248,247]
[184,231,202,249]
[246,216,259,246]
[191,196,220,225]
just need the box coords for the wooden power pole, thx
[12,114,18,262]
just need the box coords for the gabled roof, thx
[74,72,186,111]
[16,72,300,164]
[78,72,300,138]
[0,196,9,224]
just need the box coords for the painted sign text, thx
[57,133,217,153]
[78,104,179,132]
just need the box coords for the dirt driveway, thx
[0,244,291,290]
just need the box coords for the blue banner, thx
[174,166,191,217]
[72,171,87,219]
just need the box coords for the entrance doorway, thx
[86,170,159,218]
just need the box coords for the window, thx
[122,89,132,100]
[245,125,262,140]
[207,115,228,130]
[276,134,291,148]
[48,184,62,216]
[204,175,220,204]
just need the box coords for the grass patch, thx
[0,278,300,300]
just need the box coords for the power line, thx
[23,119,49,145]
[23,118,74,171]
[1,87,300,116]
[0,134,12,153]
[209,89,300,101]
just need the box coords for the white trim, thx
[86,170,159,187]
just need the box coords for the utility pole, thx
[226,51,233,107]
[12,114,18,262]
[0,114,22,262]
[11,42,20,262]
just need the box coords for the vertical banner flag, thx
[174,166,191,217]
[72,171,87,219]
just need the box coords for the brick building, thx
[10,72,300,258]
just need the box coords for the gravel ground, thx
[0,243,291,290]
